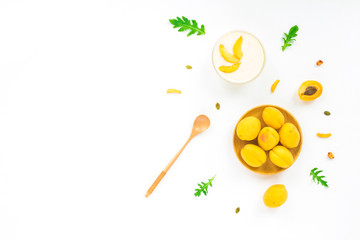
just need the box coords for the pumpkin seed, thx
[186,65,192,69]
[235,207,240,214]
[324,111,331,116]
[215,102,220,110]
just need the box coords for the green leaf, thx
[169,16,206,37]
[281,25,299,51]
[310,167,328,188]
[193,175,216,197]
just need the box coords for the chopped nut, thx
[316,60,323,66]
[328,152,334,159]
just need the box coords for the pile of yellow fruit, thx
[236,107,300,169]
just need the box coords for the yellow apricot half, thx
[219,44,240,63]
[233,36,243,60]
[219,63,240,73]
[298,80,323,101]
[269,146,294,168]
[241,144,267,167]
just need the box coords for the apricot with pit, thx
[258,127,279,151]
[269,146,294,168]
[298,80,323,101]
[236,117,261,141]
[262,107,285,130]
[279,123,300,148]
[241,144,267,167]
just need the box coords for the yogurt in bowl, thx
[212,31,265,84]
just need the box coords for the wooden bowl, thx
[233,105,303,175]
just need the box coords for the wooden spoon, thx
[145,115,210,198]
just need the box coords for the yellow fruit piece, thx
[263,184,288,208]
[219,63,240,73]
[317,133,331,138]
[279,123,300,148]
[236,117,261,141]
[166,89,182,94]
[233,36,243,60]
[262,107,285,130]
[219,44,240,63]
[269,146,294,168]
[271,80,280,93]
[241,144,267,167]
[298,80,323,101]
[258,127,279,151]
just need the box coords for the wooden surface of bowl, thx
[233,105,303,175]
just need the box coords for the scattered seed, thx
[235,207,240,214]
[324,111,331,116]
[316,60,323,66]
[215,102,220,110]
[186,65,192,69]
[166,89,182,94]
[328,152,334,159]
[317,133,332,138]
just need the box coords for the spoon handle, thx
[145,138,191,198]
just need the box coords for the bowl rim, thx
[212,30,266,84]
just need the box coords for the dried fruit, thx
[263,184,288,208]
[233,36,244,60]
[279,123,300,148]
[262,107,285,130]
[235,207,240,214]
[258,127,279,151]
[316,60,323,66]
[324,111,331,116]
[236,116,261,141]
[241,144,267,167]
[186,65,192,69]
[317,133,331,138]
[269,146,294,168]
[215,102,220,110]
[219,44,240,63]
[166,89,182,94]
[298,80,323,101]
[271,80,280,93]
[219,63,241,73]
[328,152,334,159]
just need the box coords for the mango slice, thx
[233,36,243,60]
[166,89,182,94]
[241,144,267,167]
[219,44,240,63]
[317,133,331,138]
[219,63,240,73]
[269,146,294,168]
[271,80,280,93]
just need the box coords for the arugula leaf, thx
[310,168,328,187]
[282,25,299,51]
[169,16,205,37]
[194,175,215,197]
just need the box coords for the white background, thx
[0,0,359,239]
